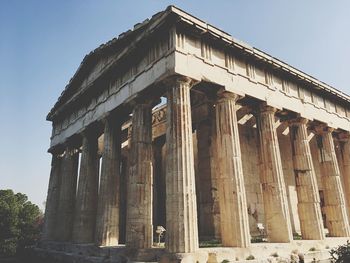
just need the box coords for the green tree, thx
[330,240,350,263]
[0,189,42,257]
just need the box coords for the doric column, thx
[73,130,99,243]
[316,128,350,237]
[255,104,293,242]
[42,153,62,240]
[119,155,128,244]
[213,91,250,247]
[125,102,153,249]
[95,116,122,246]
[165,77,198,253]
[55,145,79,241]
[153,137,166,231]
[209,113,221,240]
[289,118,324,240]
[339,133,350,219]
[196,119,217,241]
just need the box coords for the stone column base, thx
[30,238,350,263]
[159,252,208,263]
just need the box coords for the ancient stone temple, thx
[39,5,350,263]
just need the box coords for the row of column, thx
[42,77,197,252]
[43,76,350,254]
[43,117,122,246]
[197,96,350,244]
[255,106,350,242]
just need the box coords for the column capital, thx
[251,102,277,115]
[50,152,64,164]
[48,145,65,156]
[129,98,155,109]
[133,100,154,109]
[63,141,79,155]
[163,75,196,89]
[102,111,125,126]
[313,124,334,135]
[259,103,277,114]
[81,125,101,141]
[288,117,309,126]
[216,90,241,104]
[63,135,81,152]
[336,131,350,142]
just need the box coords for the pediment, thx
[47,4,350,125]
[47,8,171,121]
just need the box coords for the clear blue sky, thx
[1,1,349,210]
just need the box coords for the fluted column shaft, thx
[213,92,250,247]
[153,137,166,231]
[196,119,217,240]
[95,117,122,246]
[209,112,221,240]
[341,135,350,219]
[256,104,293,242]
[42,154,62,240]
[289,119,324,240]
[165,77,198,253]
[317,129,350,237]
[126,103,153,249]
[119,156,129,244]
[55,145,79,241]
[73,132,99,243]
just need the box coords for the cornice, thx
[47,5,350,122]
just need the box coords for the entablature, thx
[172,25,350,131]
[47,5,350,149]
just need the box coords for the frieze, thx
[152,106,166,126]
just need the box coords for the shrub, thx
[199,239,221,247]
[330,240,350,263]
[246,255,255,260]
[251,236,266,243]
[293,233,302,240]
